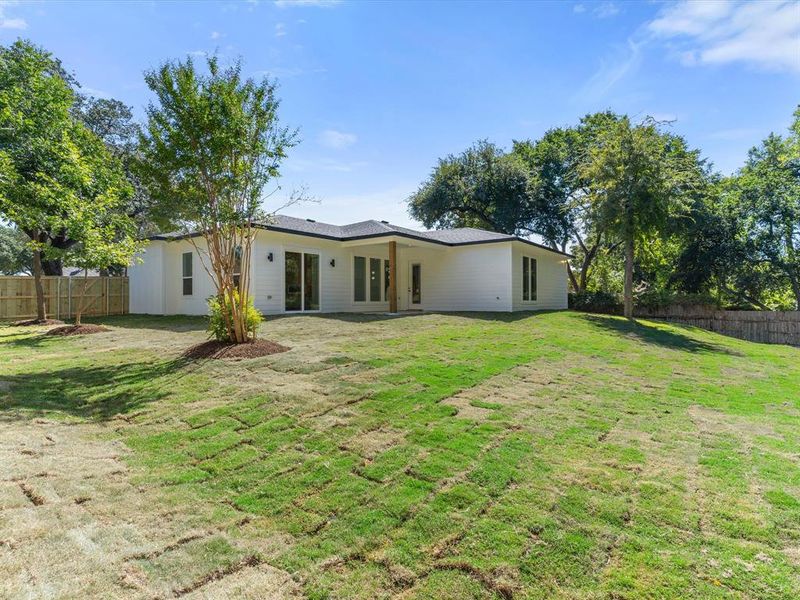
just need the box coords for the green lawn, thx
[1,311,799,599]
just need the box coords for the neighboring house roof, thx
[61,267,100,277]
[149,215,572,258]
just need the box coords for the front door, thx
[410,263,421,307]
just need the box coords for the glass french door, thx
[410,263,421,305]
[285,252,320,311]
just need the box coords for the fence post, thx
[56,277,61,321]
[105,277,110,316]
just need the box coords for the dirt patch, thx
[342,429,403,459]
[13,318,64,326]
[45,324,110,336]
[183,339,290,360]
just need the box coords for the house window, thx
[233,246,242,290]
[182,252,193,296]
[369,258,381,302]
[354,255,389,302]
[522,256,537,302]
[354,256,366,302]
[383,260,390,302]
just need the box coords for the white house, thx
[129,215,570,315]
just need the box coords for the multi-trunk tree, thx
[138,55,297,343]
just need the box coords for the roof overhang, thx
[146,224,573,259]
[340,233,444,250]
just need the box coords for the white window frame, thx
[182,251,193,296]
[522,255,537,303]
[352,254,390,303]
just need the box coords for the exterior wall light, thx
[267,252,273,262]
[330,259,336,267]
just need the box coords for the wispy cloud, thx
[0,1,27,29]
[578,0,798,103]
[648,0,800,73]
[274,0,341,7]
[275,22,286,37]
[573,1,620,19]
[578,38,643,101]
[81,86,112,99]
[318,129,357,150]
[594,2,619,19]
[210,30,221,40]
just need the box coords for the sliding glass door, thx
[285,251,320,312]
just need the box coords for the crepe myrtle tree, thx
[138,55,298,343]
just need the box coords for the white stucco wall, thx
[129,230,567,315]
[511,241,569,311]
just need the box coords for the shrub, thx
[569,290,622,314]
[636,289,719,310]
[207,291,262,342]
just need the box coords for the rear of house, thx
[129,216,570,315]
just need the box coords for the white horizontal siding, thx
[511,242,569,311]
[129,230,567,315]
[397,244,512,312]
[129,243,165,314]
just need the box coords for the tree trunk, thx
[32,247,47,322]
[789,275,800,312]
[623,234,634,320]
[75,271,88,326]
[41,257,62,276]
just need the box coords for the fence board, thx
[0,276,129,321]
[635,305,800,347]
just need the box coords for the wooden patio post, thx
[389,241,397,313]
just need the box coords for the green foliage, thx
[0,40,139,267]
[73,95,156,236]
[0,225,31,274]
[568,290,621,313]
[207,290,262,342]
[139,54,297,343]
[138,54,297,231]
[408,140,533,235]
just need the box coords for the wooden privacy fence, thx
[636,304,800,347]
[0,276,129,321]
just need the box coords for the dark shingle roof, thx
[150,215,571,257]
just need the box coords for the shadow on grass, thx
[580,313,736,355]
[0,357,195,421]
[80,314,209,333]
[268,310,551,324]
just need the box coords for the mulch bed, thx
[182,339,291,360]
[14,318,65,326]
[45,324,110,336]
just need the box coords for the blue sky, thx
[1,0,798,228]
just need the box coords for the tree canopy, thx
[0,39,139,320]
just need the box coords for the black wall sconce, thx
[329,259,336,267]
[267,252,273,262]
